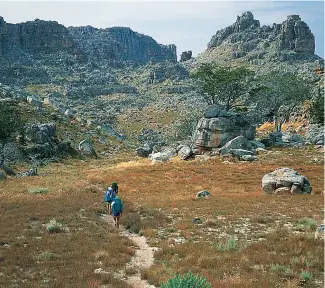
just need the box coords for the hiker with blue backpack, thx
[104,182,119,215]
[111,194,123,228]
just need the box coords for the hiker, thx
[111,194,123,228]
[104,182,119,214]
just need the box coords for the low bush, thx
[160,272,212,288]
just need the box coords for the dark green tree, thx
[250,72,312,131]
[309,86,324,124]
[0,102,23,141]
[191,63,254,110]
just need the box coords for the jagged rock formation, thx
[0,17,75,55]
[205,11,319,63]
[0,17,177,66]
[68,26,177,64]
[180,51,192,62]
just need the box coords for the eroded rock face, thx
[207,11,315,55]
[193,114,256,149]
[262,167,312,195]
[0,17,75,55]
[278,15,315,53]
[68,26,177,64]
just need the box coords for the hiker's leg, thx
[116,216,120,228]
[113,216,117,227]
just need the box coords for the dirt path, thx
[100,214,157,288]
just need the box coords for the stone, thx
[149,152,170,163]
[305,124,324,145]
[219,136,254,155]
[64,109,75,119]
[314,224,324,240]
[250,140,266,150]
[196,190,210,198]
[178,145,193,160]
[241,155,258,161]
[79,140,95,155]
[192,218,203,224]
[136,144,152,157]
[256,148,268,154]
[193,116,256,150]
[180,50,192,62]
[274,187,291,195]
[262,167,312,195]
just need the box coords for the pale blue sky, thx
[0,1,324,58]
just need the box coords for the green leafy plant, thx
[295,217,317,231]
[300,271,313,281]
[45,219,63,233]
[215,236,238,252]
[160,272,212,288]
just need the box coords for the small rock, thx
[196,190,211,198]
[192,218,202,224]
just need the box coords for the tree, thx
[309,86,324,124]
[250,72,312,131]
[0,101,23,141]
[191,63,254,110]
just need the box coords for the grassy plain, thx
[0,146,323,287]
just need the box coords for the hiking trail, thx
[100,214,157,288]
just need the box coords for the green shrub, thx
[28,188,49,194]
[160,272,212,288]
[45,219,63,233]
[300,271,313,281]
[216,236,238,252]
[0,102,23,141]
[38,251,58,261]
[270,264,292,275]
[295,217,317,231]
[309,88,324,124]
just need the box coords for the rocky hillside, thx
[192,12,323,78]
[0,12,323,162]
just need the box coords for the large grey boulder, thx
[219,136,253,155]
[79,140,95,155]
[193,107,256,150]
[136,144,152,157]
[149,152,170,163]
[178,145,193,160]
[305,124,324,145]
[262,167,312,195]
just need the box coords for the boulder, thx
[250,140,266,150]
[305,124,324,145]
[262,167,312,195]
[79,140,95,155]
[196,190,210,198]
[136,144,152,157]
[315,224,324,240]
[149,152,170,163]
[193,112,256,150]
[178,145,193,160]
[219,136,253,155]
[241,155,258,161]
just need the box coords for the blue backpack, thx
[104,187,116,203]
[111,197,123,214]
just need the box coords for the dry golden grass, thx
[0,146,323,287]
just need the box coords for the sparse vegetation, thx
[160,272,212,288]
[0,147,323,287]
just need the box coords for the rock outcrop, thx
[0,17,177,65]
[193,106,256,149]
[68,26,177,64]
[262,167,312,195]
[206,11,319,63]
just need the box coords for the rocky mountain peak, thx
[206,11,317,61]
